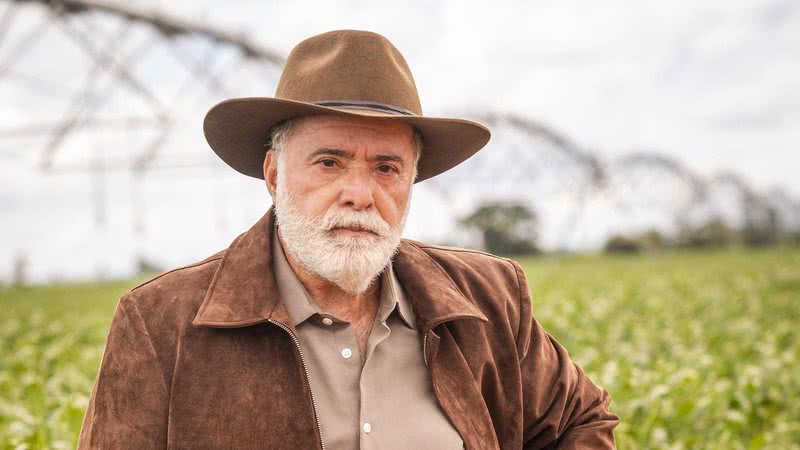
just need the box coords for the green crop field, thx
[1,247,798,449]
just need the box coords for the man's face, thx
[263,114,417,295]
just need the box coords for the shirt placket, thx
[310,309,394,449]
[358,315,392,449]
[305,312,361,449]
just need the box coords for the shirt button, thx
[322,317,333,326]
[362,422,372,433]
[341,347,353,359]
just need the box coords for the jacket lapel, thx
[191,204,293,330]
[392,239,499,450]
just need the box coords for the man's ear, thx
[263,150,278,199]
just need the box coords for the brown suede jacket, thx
[77,205,619,449]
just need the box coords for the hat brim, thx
[202,97,491,183]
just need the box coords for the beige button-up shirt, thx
[272,225,464,449]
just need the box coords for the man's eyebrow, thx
[307,148,405,165]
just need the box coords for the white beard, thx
[273,165,412,296]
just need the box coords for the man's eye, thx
[378,164,396,174]
[319,159,337,168]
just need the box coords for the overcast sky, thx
[167,0,798,193]
[2,0,798,283]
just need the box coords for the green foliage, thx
[673,214,797,249]
[459,200,539,255]
[2,249,800,449]
[514,247,800,449]
[605,229,667,253]
[740,207,781,247]
[604,235,643,253]
[676,217,738,248]
[0,276,153,450]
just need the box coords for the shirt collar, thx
[271,221,416,329]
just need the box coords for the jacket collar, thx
[192,205,488,332]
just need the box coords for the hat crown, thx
[275,30,423,116]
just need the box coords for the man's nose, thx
[338,167,375,210]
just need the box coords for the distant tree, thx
[604,229,666,253]
[459,201,539,256]
[638,229,666,250]
[604,235,641,253]
[12,253,27,286]
[137,256,165,275]
[676,217,734,248]
[741,206,780,247]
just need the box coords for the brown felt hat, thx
[202,29,491,183]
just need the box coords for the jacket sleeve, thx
[77,291,169,449]
[509,260,620,449]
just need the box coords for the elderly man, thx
[78,30,619,449]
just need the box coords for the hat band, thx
[313,100,415,116]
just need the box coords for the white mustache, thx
[324,210,392,237]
